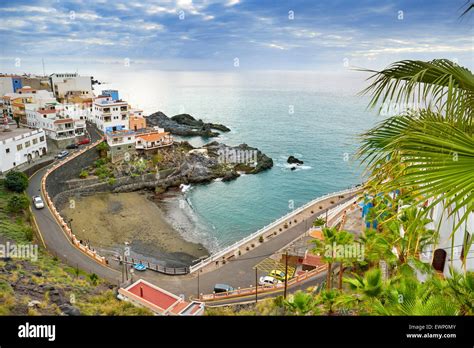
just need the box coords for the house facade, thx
[0,127,48,174]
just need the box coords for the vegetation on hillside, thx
[0,179,152,316]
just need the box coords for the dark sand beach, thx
[61,191,209,267]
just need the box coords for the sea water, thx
[96,69,379,252]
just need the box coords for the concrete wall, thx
[45,145,100,198]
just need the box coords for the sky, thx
[0,0,472,74]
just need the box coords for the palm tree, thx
[375,272,460,315]
[334,229,355,289]
[283,291,319,315]
[344,267,384,298]
[311,227,338,289]
[311,227,355,289]
[358,59,474,239]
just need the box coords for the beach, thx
[60,191,209,267]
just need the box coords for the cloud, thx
[225,0,241,7]
[0,0,471,72]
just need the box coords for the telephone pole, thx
[284,250,289,299]
[197,270,200,299]
[255,267,258,303]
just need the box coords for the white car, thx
[32,196,44,209]
[259,276,282,286]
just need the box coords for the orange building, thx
[129,114,146,131]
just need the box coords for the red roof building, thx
[118,279,204,316]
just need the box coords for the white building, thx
[49,73,93,99]
[3,87,57,124]
[61,103,92,121]
[26,105,85,145]
[92,95,129,133]
[421,201,474,278]
[0,127,48,174]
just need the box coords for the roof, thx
[302,253,323,267]
[0,127,44,141]
[124,279,182,312]
[137,132,169,142]
[38,109,57,114]
[54,118,74,124]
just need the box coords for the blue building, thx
[101,89,119,101]
[12,77,22,92]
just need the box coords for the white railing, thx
[189,186,361,273]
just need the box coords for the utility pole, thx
[325,208,329,226]
[284,250,289,299]
[255,267,258,303]
[197,270,200,299]
[121,248,125,283]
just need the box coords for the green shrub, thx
[7,194,29,213]
[79,170,89,179]
[107,178,116,185]
[313,217,326,227]
[151,153,164,165]
[89,273,99,285]
[94,159,107,168]
[4,171,28,193]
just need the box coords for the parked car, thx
[65,143,78,149]
[259,276,282,286]
[213,284,234,293]
[268,269,287,282]
[32,195,44,209]
[55,150,69,159]
[77,138,90,145]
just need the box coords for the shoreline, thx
[60,191,209,268]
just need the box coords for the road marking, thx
[253,257,295,277]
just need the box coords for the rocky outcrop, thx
[54,141,273,202]
[147,112,229,137]
[287,156,304,165]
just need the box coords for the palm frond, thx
[357,59,474,124]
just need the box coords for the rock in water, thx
[287,156,304,165]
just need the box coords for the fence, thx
[199,264,328,301]
[41,138,108,266]
[189,187,361,274]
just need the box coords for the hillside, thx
[0,177,151,316]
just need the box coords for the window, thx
[32,138,38,145]
[17,144,23,151]
[6,148,10,153]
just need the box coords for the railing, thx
[189,187,361,274]
[199,264,328,301]
[121,256,189,275]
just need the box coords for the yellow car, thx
[268,269,287,282]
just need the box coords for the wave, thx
[180,183,192,192]
[160,194,220,252]
[275,162,312,171]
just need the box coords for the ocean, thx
[95,69,378,252]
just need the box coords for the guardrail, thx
[198,264,328,302]
[121,256,189,275]
[189,187,361,274]
[41,137,109,266]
